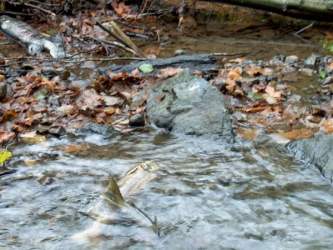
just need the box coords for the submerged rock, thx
[72,123,117,138]
[146,70,233,137]
[287,133,333,181]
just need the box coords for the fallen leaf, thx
[103,96,124,106]
[104,107,116,115]
[278,128,316,140]
[265,86,282,99]
[157,67,183,79]
[0,131,15,144]
[0,150,12,165]
[20,131,46,144]
[76,89,102,111]
[111,2,133,17]
[62,144,90,154]
[321,119,333,134]
[24,159,38,167]
[236,127,258,140]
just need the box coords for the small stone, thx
[48,126,66,136]
[269,55,285,65]
[0,82,7,100]
[322,76,333,85]
[304,54,320,69]
[129,113,145,127]
[37,175,54,185]
[299,68,314,76]
[285,55,299,64]
[174,49,186,56]
[41,67,58,79]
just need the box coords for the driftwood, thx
[0,15,65,58]
[202,0,333,22]
[102,53,245,73]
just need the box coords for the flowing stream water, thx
[1,131,333,249]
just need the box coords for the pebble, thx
[0,82,7,100]
[299,68,314,76]
[304,53,320,69]
[285,55,299,64]
[322,76,333,85]
[129,113,145,127]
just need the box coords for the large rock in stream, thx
[287,133,333,181]
[146,70,233,138]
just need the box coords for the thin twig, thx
[294,22,315,36]
[23,2,56,17]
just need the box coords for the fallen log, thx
[201,0,333,22]
[101,52,245,73]
[0,15,65,58]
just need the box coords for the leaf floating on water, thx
[118,161,158,198]
[0,150,12,165]
[103,177,125,207]
[24,159,38,167]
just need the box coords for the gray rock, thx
[285,55,299,64]
[304,54,320,69]
[73,122,117,138]
[287,133,333,181]
[129,113,145,127]
[269,55,285,65]
[322,76,333,85]
[146,70,233,137]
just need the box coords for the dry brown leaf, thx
[265,86,282,98]
[278,128,316,140]
[63,144,90,154]
[228,67,242,81]
[321,119,333,134]
[111,2,133,16]
[0,131,15,144]
[245,65,263,77]
[76,89,102,111]
[242,105,266,113]
[236,127,258,140]
[157,67,183,79]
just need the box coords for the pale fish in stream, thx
[71,161,159,244]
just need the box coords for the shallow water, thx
[1,131,333,250]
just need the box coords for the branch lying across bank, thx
[202,0,333,22]
[100,52,248,74]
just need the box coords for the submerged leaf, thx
[103,177,125,207]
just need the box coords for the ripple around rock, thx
[287,133,333,181]
[146,70,233,138]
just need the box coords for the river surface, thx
[1,130,333,250]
